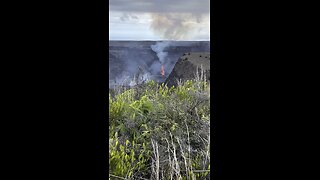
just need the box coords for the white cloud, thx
[109,0,210,40]
[109,0,209,14]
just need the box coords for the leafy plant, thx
[109,78,211,179]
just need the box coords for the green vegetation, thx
[109,78,210,179]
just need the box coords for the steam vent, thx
[165,52,210,87]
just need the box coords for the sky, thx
[109,0,210,41]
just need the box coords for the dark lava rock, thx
[165,52,210,87]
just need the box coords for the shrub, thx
[109,78,210,179]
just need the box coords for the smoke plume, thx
[151,41,171,64]
[150,13,204,40]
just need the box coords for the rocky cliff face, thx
[165,52,210,87]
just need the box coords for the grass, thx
[109,69,210,179]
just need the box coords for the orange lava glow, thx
[161,65,165,78]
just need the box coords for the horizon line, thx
[109,39,210,41]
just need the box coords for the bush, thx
[109,79,210,179]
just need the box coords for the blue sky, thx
[109,0,210,41]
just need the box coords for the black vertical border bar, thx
[96,0,109,179]
[211,0,225,178]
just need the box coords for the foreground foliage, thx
[109,79,210,179]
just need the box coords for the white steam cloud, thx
[151,41,171,64]
[110,0,210,40]
[150,13,203,40]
